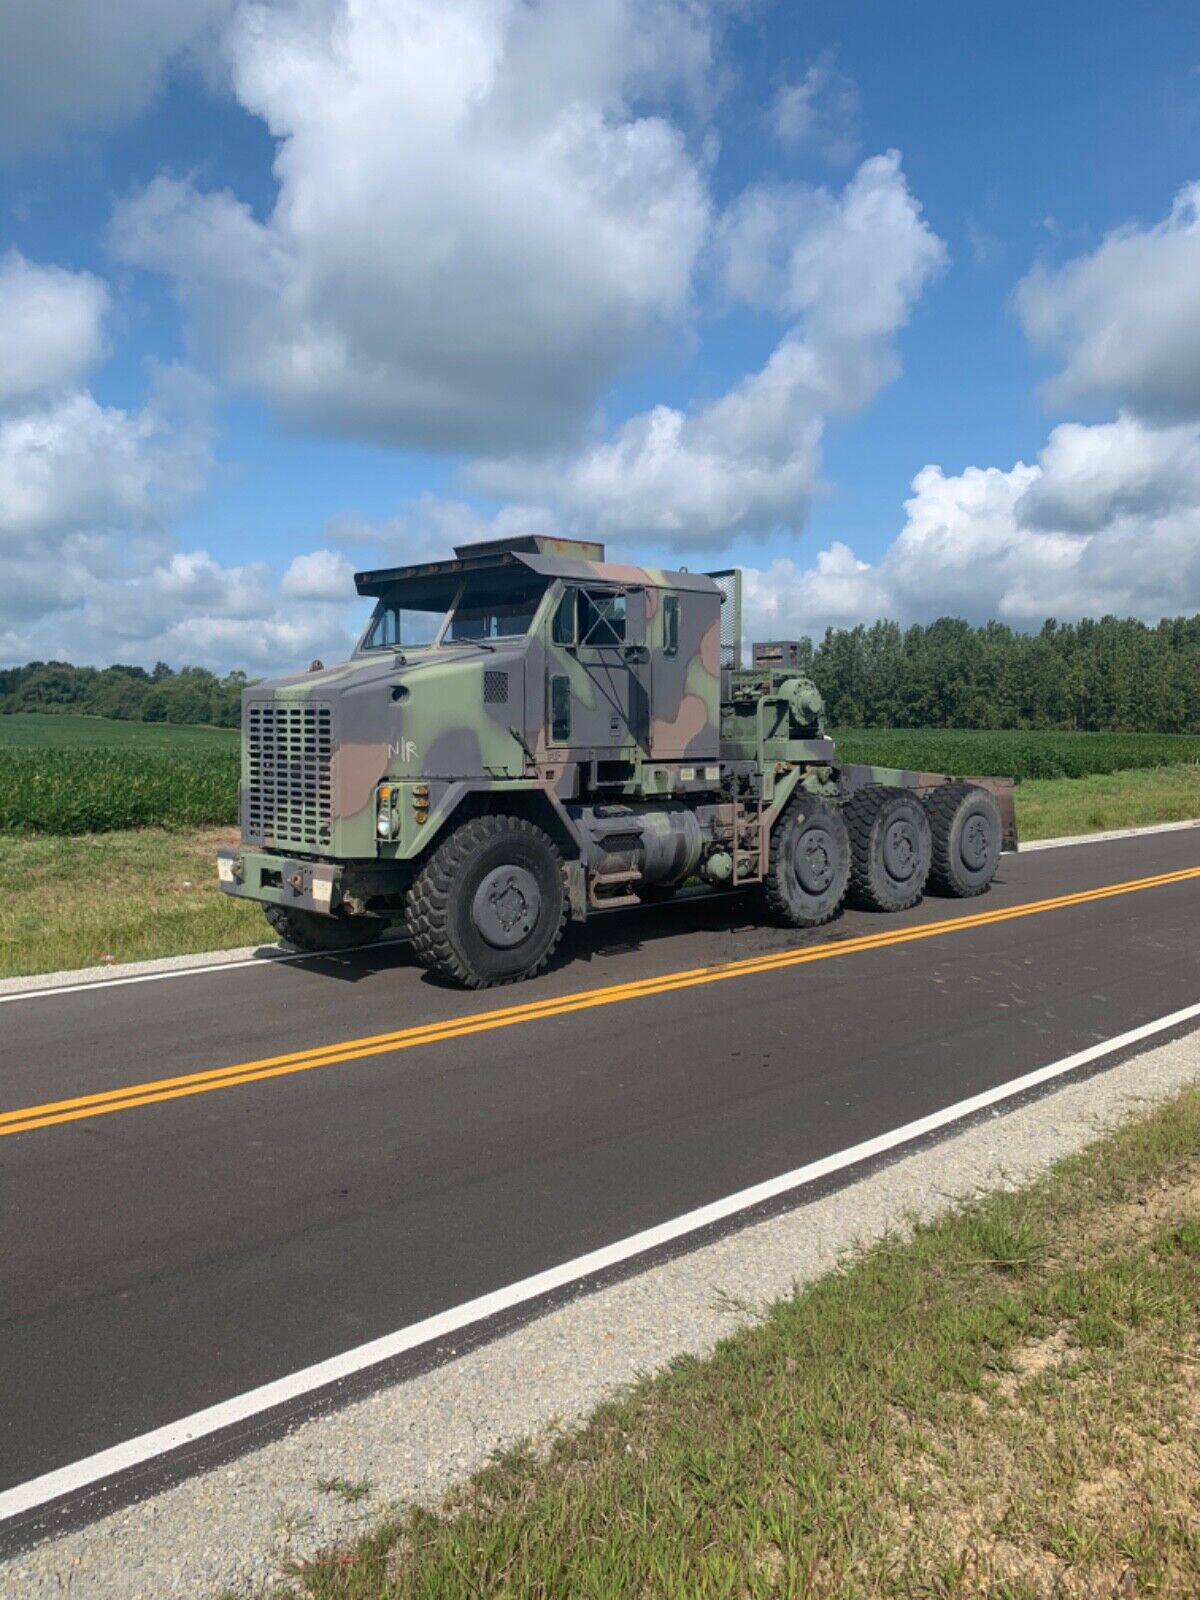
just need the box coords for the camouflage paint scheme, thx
[217,535,1016,919]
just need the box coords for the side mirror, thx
[624,587,647,648]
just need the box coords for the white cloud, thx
[770,53,860,163]
[327,494,558,558]
[1017,179,1200,422]
[65,551,356,672]
[478,153,946,545]
[0,0,236,153]
[280,547,357,601]
[738,414,1200,642]
[113,0,717,452]
[0,252,109,408]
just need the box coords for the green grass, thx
[0,711,237,748]
[832,726,1200,779]
[1016,764,1200,840]
[257,1089,1200,1600]
[0,827,265,978]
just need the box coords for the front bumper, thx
[217,848,343,916]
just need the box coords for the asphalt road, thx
[2,828,1198,1527]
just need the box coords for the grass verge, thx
[253,1086,1200,1600]
[0,826,265,979]
[1015,763,1200,841]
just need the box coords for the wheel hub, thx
[883,817,917,881]
[795,828,834,894]
[472,865,541,948]
[961,813,990,870]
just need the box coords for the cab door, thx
[546,585,648,757]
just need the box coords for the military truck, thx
[217,536,1016,987]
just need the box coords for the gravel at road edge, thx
[3,1026,1198,1600]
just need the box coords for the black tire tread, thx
[763,793,848,928]
[926,782,999,897]
[405,814,567,988]
[843,784,929,912]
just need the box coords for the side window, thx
[366,607,398,649]
[550,674,571,743]
[552,589,577,645]
[579,589,626,646]
[663,594,679,657]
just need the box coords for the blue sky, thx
[1,0,1199,671]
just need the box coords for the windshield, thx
[361,602,444,650]
[445,575,546,642]
[360,572,548,651]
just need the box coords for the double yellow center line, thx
[3,864,1198,1139]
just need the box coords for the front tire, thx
[405,815,567,988]
[763,794,851,928]
[263,904,383,952]
[845,786,932,912]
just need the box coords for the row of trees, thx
[0,661,249,728]
[2,612,1200,732]
[790,615,1200,732]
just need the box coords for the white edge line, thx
[4,996,1199,1527]
[3,817,1196,1005]
[0,948,310,1005]
[1020,818,1200,853]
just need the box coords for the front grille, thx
[483,670,509,703]
[245,702,333,849]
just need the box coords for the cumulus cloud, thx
[279,547,357,601]
[0,252,109,409]
[733,179,1200,642]
[113,0,716,452]
[0,362,216,637]
[477,153,946,545]
[59,551,356,672]
[738,413,1200,643]
[1017,179,1200,422]
[770,53,860,164]
[0,0,236,153]
[0,248,325,671]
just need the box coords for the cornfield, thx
[2,719,1199,834]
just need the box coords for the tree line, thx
[790,614,1200,732]
[2,611,1200,732]
[0,661,248,728]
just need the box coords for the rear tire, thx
[405,814,567,988]
[763,793,850,928]
[263,904,383,952]
[845,785,932,912]
[925,783,1002,897]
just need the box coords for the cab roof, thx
[354,534,721,599]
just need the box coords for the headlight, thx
[377,784,395,838]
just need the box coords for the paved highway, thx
[1,827,1198,1539]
